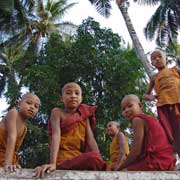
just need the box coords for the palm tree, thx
[30,0,77,47]
[0,47,23,107]
[0,0,77,49]
[135,0,180,48]
[88,0,153,77]
[0,0,77,106]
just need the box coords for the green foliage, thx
[20,120,49,168]
[18,17,148,163]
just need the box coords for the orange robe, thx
[0,126,27,167]
[154,67,180,156]
[126,114,176,170]
[48,104,106,170]
[154,67,180,107]
[109,133,129,169]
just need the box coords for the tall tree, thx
[136,0,180,47]
[88,0,153,77]
[0,0,77,49]
[0,0,77,104]
[18,18,148,164]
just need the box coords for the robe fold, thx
[48,104,106,170]
[158,104,180,156]
[126,114,176,171]
[0,126,27,167]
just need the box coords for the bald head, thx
[151,49,166,58]
[121,94,140,106]
[107,121,120,129]
[21,93,40,104]
[62,82,82,95]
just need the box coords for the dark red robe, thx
[126,114,176,170]
[157,104,180,157]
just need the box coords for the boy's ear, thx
[139,102,142,109]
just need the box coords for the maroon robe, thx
[157,104,180,157]
[126,114,176,170]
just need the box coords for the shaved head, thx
[62,82,82,95]
[21,93,40,104]
[121,94,140,106]
[107,121,120,128]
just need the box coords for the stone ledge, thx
[0,168,180,180]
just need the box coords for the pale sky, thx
[0,0,158,115]
[64,0,158,52]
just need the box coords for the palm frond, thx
[134,0,160,6]
[88,0,112,18]
[47,1,77,22]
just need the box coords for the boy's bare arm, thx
[5,109,18,170]
[113,132,126,170]
[49,108,61,165]
[119,117,144,169]
[86,119,99,151]
[34,108,61,178]
[144,75,156,101]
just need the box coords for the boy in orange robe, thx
[0,93,40,171]
[119,94,176,170]
[34,82,106,178]
[144,49,180,157]
[106,121,129,170]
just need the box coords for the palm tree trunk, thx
[118,3,153,78]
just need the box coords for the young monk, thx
[34,82,106,178]
[119,94,176,170]
[0,93,40,171]
[144,49,180,157]
[106,121,129,170]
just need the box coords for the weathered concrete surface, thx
[0,168,180,180]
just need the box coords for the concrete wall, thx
[0,168,180,180]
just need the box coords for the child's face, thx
[18,95,40,118]
[121,97,142,120]
[150,51,166,70]
[106,122,119,137]
[61,83,82,109]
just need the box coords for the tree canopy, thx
[16,18,148,167]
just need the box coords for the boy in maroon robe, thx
[119,94,176,170]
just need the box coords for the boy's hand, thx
[144,94,156,101]
[4,164,21,172]
[113,162,122,171]
[34,163,56,178]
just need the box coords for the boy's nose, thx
[72,93,77,97]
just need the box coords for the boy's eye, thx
[27,101,32,104]
[66,91,71,95]
[35,104,39,109]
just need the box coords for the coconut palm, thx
[135,0,180,48]
[30,0,77,47]
[0,0,34,46]
[0,47,23,106]
[0,0,77,49]
[88,0,153,77]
